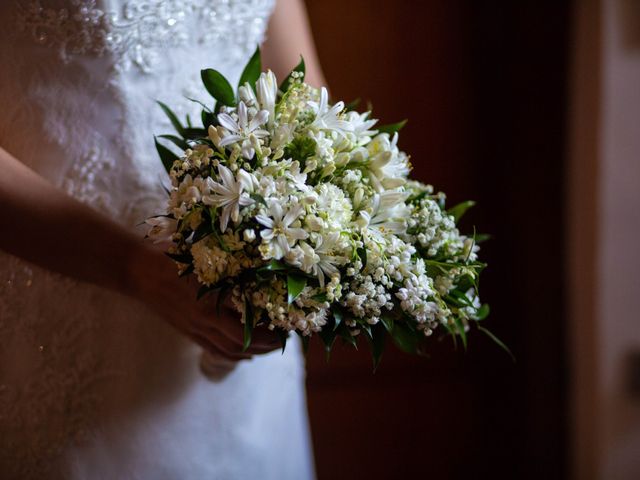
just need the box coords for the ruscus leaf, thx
[201,69,236,106]
[279,56,305,93]
[287,274,307,304]
[376,119,407,134]
[238,46,262,92]
[154,136,179,174]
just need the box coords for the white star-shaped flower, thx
[217,101,270,159]
[203,164,256,232]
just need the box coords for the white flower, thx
[367,133,410,191]
[257,70,278,127]
[203,164,255,232]
[144,216,177,244]
[299,232,347,287]
[360,190,411,235]
[217,101,269,159]
[256,200,309,260]
[308,87,353,133]
[346,110,378,141]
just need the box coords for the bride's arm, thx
[0,146,278,359]
[262,0,328,88]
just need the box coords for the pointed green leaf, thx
[447,200,476,223]
[250,192,267,207]
[165,252,192,264]
[390,322,418,354]
[197,284,215,300]
[287,274,307,304]
[277,329,289,354]
[475,304,490,321]
[345,97,361,112]
[178,264,195,278]
[201,110,216,129]
[242,297,253,351]
[257,259,287,272]
[380,314,394,333]
[238,46,262,92]
[332,309,343,331]
[201,69,236,106]
[376,119,407,134]
[279,56,305,93]
[158,134,188,150]
[369,322,386,371]
[453,317,468,350]
[157,101,184,135]
[154,136,179,174]
[319,327,337,356]
[478,326,514,361]
[474,233,492,244]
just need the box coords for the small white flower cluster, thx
[149,57,487,355]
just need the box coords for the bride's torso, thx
[1,0,275,223]
[0,2,313,479]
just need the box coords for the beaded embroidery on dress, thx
[0,1,315,479]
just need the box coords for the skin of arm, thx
[262,0,328,88]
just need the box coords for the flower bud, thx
[243,229,256,242]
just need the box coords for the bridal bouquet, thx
[148,48,501,367]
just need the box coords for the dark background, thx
[303,2,571,479]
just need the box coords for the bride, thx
[0,0,326,478]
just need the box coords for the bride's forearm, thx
[0,146,152,296]
[262,0,328,88]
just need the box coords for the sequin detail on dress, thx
[16,0,274,72]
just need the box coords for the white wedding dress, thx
[0,1,315,479]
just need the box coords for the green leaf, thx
[201,110,216,129]
[158,134,188,150]
[242,297,254,351]
[279,56,305,93]
[182,127,208,139]
[154,136,179,174]
[276,329,289,354]
[447,200,476,223]
[380,314,394,333]
[474,233,492,244]
[376,119,407,134]
[337,323,357,348]
[369,322,386,371]
[475,304,490,321]
[178,264,195,277]
[332,309,343,331]
[478,326,515,361]
[165,252,192,264]
[201,69,236,106]
[345,97,361,112]
[250,192,267,207]
[357,245,368,270]
[157,101,184,136]
[453,317,468,350]
[238,46,262,92]
[257,259,287,272]
[390,322,418,354]
[197,284,215,300]
[287,274,307,304]
[319,326,337,358]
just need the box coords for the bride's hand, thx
[129,244,281,361]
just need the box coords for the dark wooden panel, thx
[304,2,571,479]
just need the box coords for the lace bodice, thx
[0,2,314,479]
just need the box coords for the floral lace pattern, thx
[16,0,274,72]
